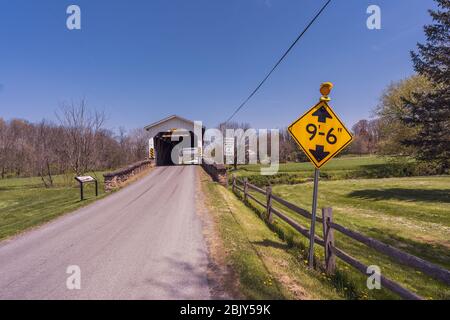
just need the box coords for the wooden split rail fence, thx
[232,176,450,300]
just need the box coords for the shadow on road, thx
[138,254,210,300]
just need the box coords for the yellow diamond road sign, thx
[288,101,353,169]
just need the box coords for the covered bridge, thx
[145,115,204,166]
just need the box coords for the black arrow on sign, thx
[309,145,329,162]
[312,106,332,123]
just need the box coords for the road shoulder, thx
[196,167,240,299]
[196,167,343,299]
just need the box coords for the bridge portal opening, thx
[154,130,195,166]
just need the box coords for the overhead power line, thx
[223,0,333,124]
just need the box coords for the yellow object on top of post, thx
[320,82,333,101]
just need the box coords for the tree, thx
[375,75,435,156]
[401,0,450,171]
[0,118,10,178]
[349,119,380,155]
[33,120,59,187]
[56,100,106,175]
[125,128,150,163]
[6,119,34,177]
[279,128,308,162]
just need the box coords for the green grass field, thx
[0,172,107,240]
[235,156,390,176]
[231,155,422,185]
[277,176,449,295]
[232,156,450,299]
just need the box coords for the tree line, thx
[0,100,149,186]
[348,0,449,173]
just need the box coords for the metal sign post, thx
[288,82,353,268]
[308,168,320,267]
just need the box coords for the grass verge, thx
[0,167,153,241]
[198,168,343,300]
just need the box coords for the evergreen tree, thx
[402,0,450,171]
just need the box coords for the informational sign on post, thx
[75,175,98,201]
[75,176,95,183]
[288,82,352,267]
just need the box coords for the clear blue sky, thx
[0,0,435,132]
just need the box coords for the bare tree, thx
[126,128,150,162]
[350,119,380,155]
[33,120,59,187]
[0,118,10,179]
[56,99,106,175]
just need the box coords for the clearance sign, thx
[288,86,352,169]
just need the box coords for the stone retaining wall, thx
[202,162,228,186]
[103,160,153,191]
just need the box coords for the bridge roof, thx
[144,115,194,130]
[144,115,203,137]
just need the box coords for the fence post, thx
[266,185,273,223]
[322,207,336,275]
[244,177,248,202]
[232,174,236,193]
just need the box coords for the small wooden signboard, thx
[74,176,98,201]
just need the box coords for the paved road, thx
[0,166,211,299]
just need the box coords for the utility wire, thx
[223,0,332,124]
